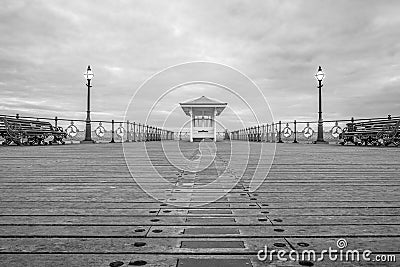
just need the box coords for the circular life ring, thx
[116,126,125,137]
[303,126,314,139]
[283,125,293,138]
[66,124,78,137]
[95,124,106,137]
[331,126,343,138]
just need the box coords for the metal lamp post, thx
[82,65,95,143]
[314,66,327,144]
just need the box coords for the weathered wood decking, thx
[0,141,399,266]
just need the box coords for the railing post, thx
[55,116,58,128]
[250,127,252,141]
[266,124,269,142]
[138,123,142,141]
[271,123,275,142]
[278,121,283,143]
[257,125,260,142]
[110,120,115,143]
[133,122,136,142]
[126,120,130,142]
[293,120,298,143]
[16,114,20,119]
[156,127,159,141]
[148,126,151,141]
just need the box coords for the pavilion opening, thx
[180,96,227,142]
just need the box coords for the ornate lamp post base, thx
[313,140,328,144]
[81,140,96,144]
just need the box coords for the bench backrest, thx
[346,119,399,132]
[0,117,53,133]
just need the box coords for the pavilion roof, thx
[180,96,227,106]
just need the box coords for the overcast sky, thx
[1,0,399,130]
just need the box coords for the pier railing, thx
[230,115,400,143]
[0,114,174,143]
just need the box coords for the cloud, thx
[0,0,399,132]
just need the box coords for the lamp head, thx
[84,65,94,81]
[315,66,325,82]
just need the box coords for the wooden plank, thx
[0,237,398,253]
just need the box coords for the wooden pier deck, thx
[0,141,399,266]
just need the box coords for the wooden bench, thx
[0,117,66,146]
[339,117,400,146]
